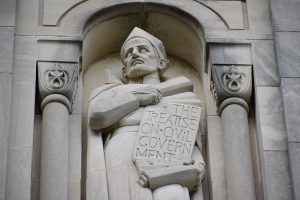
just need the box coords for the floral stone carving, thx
[211,65,252,107]
[38,62,79,104]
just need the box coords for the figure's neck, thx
[128,71,160,84]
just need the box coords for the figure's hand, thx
[138,173,149,187]
[182,160,205,191]
[137,161,205,191]
[191,162,205,192]
[131,86,162,106]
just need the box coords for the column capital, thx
[211,65,252,113]
[38,62,79,112]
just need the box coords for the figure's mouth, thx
[130,59,144,67]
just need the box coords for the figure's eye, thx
[139,47,149,53]
[125,51,132,58]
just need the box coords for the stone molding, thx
[38,62,79,111]
[41,94,72,112]
[219,97,249,115]
[211,65,252,113]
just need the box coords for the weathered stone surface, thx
[288,142,300,200]
[210,44,252,65]
[144,12,205,70]
[68,180,81,200]
[69,114,82,180]
[256,87,287,150]
[207,116,227,200]
[86,170,109,200]
[252,41,279,86]
[271,0,300,31]
[202,73,218,116]
[40,102,69,200]
[38,40,81,62]
[206,29,273,43]
[0,144,8,200]
[87,27,204,199]
[15,0,39,36]
[38,62,79,106]
[0,74,12,200]
[0,28,14,73]
[0,0,16,26]
[32,115,42,180]
[31,179,40,200]
[144,0,227,31]
[9,82,36,148]
[0,74,12,144]
[133,102,201,163]
[13,37,37,82]
[86,130,106,173]
[5,148,33,200]
[16,0,229,37]
[281,78,300,142]
[201,1,244,30]
[6,82,35,199]
[248,0,272,34]
[211,65,252,106]
[263,151,293,200]
[43,0,85,26]
[72,73,83,114]
[16,0,140,36]
[275,32,300,78]
[31,115,41,200]
[7,1,297,200]
[221,104,255,200]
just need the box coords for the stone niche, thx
[31,2,260,200]
[82,3,208,200]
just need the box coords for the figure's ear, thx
[122,67,127,78]
[158,59,169,75]
[121,67,129,83]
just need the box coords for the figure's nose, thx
[132,48,139,58]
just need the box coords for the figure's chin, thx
[127,64,157,79]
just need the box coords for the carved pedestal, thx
[38,62,78,200]
[212,65,255,200]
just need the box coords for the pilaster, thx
[37,61,78,200]
[211,65,255,200]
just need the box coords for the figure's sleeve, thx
[161,92,202,108]
[192,145,205,181]
[88,85,139,131]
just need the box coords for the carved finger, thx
[138,174,149,187]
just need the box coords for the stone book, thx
[133,102,201,176]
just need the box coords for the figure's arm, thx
[88,76,194,131]
[190,145,205,192]
[155,75,193,97]
[88,85,162,131]
[88,92,140,131]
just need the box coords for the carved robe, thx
[89,80,204,200]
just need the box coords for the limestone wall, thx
[0,0,297,200]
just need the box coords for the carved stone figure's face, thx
[122,37,159,79]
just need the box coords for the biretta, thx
[120,27,167,63]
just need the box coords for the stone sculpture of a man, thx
[88,27,205,200]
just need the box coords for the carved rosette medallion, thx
[38,62,79,108]
[211,65,252,108]
[45,67,68,90]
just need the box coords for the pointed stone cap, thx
[120,27,167,62]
